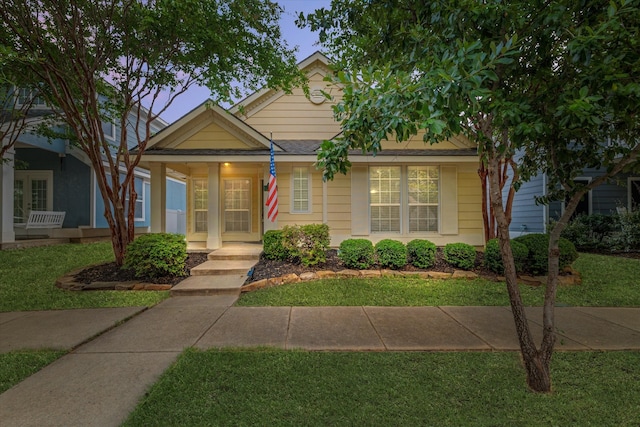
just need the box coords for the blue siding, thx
[166,179,186,211]
[17,128,66,154]
[95,174,150,228]
[15,148,91,228]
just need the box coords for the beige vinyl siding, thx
[275,164,323,225]
[380,135,468,151]
[326,172,352,244]
[178,123,249,149]
[457,166,484,243]
[243,72,342,140]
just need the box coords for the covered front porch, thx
[149,160,274,250]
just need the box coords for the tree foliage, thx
[1,0,302,263]
[303,0,640,392]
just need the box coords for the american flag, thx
[266,139,278,222]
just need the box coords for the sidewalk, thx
[1,297,639,426]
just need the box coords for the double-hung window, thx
[369,166,401,232]
[291,167,311,213]
[369,166,439,233]
[408,166,439,232]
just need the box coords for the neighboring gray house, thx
[1,92,186,247]
[506,150,639,236]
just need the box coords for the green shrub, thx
[443,243,476,270]
[407,239,437,269]
[123,233,187,279]
[339,239,375,269]
[560,214,617,251]
[375,239,407,269]
[483,238,529,274]
[281,224,330,267]
[615,209,640,251]
[263,230,288,261]
[513,233,579,275]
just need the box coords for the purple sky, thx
[159,0,331,123]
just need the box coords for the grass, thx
[0,350,66,393]
[238,253,640,307]
[124,349,640,426]
[0,242,169,312]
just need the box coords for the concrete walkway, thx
[1,298,639,426]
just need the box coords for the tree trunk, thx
[487,151,552,393]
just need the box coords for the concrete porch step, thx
[190,260,257,276]
[170,275,246,297]
[207,245,262,261]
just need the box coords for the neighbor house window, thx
[125,177,145,221]
[370,166,401,232]
[16,87,46,108]
[369,166,440,234]
[102,120,115,140]
[291,167,311,213]
[630,178,640,211]
[408,166,439,232]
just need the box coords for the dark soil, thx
[73,248,639,287]
[247,248,501,283]
[74,252,209,286]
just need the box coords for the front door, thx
[14,171,53,223]
[222,178,252,241]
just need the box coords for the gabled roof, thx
[229,51,332,118]
[146,101,276,151]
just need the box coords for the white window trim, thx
[14,87,47,109]
[369,166,402,234]
[406,165,440,233]
[290,166,312,214]
[629,177,640,212]
[368,165,441,235]
[102,121,116,141]
[125,178,146,222]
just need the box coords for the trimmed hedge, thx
[375,239,407,269]
[443,243,476,270]
[123,233,187,279]
[407,239,437,269]
[339,239,375,269]
[483,238,530,274]
[263,230,288,261]
[513,233,578,275]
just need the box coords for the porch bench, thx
[15,211,66,230]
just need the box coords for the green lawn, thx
[0,242,169,312]
[0,350,66,393]
[238,253,640,307]
[124,349,640,426]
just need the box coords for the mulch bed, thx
[73,252,209,286]
[247,248,501,283]
[73,248,639,287]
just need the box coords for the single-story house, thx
[140,52,484,249]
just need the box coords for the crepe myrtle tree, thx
[1,0,303,264]
[302,0,640,392]
[0,44,47,163]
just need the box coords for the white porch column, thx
[207,163,221,249]
[149,163,166,233]
[0,149,16,244]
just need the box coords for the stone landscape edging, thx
[241,267,582,293]
[55,265,582,292]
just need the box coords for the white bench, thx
[16,211,66,230]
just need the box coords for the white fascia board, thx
[140,154,478,164]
